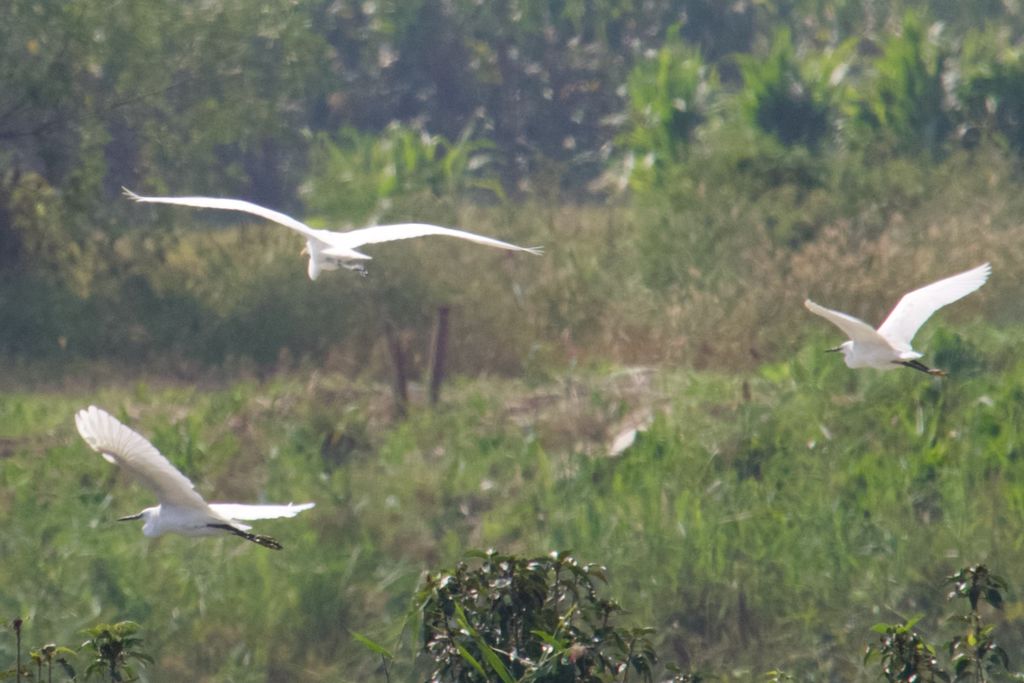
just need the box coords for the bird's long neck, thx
[137,507,162,537]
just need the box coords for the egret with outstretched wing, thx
[123,188,542,280]
[804,262,991,376]
[75,406,314,549]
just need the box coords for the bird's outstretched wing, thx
[208,502,315,522]
[334,223,543,255]
[804,299,892,346]
[75,406,209,510]
[877,263,991,347]
[122,188,324,242]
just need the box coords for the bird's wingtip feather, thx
[962,262,992,283]
[74,405,96,432]
[74,405,108,454]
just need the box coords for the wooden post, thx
[427,306,450,406]
[383,319,408,417]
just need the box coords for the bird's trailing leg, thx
[897,359,947,377]
[342,262,368,277]
[207,523,283,550]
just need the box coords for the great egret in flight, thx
[123,188,543,280]
[804,262,991,376]
[75,406,314,550]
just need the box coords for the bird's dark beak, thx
[825,346,841,353]
[117,513,143,522]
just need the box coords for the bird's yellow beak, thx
[825,346,842,353]
[300,246,309,256]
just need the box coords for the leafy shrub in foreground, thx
[80,621,152,683]
[867,565,1015,682]
[417,549,663,683]
[3,619,151,683]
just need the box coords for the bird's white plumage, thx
[122,189,324,241]
[75,405,208,510]
[804,262,990,373]
[207,502,315,521]
[876,262,991,349]
[74,406,315,546]
[123,188,542,280]
[802,300,891,348]
[334,223,544,255]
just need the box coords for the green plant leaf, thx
[350,630,393,659]
[454,642,488,679]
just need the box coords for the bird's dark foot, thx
[899,360,946,377]
[208,523,283,550]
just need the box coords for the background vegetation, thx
[5,0,1024,680]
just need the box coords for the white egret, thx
[804,262,991,376]
[122,188,543,280]
[74,406,314,550]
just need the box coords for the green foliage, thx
[13,1,1024,375]
[868,618,949,682]
[305,122,501,224]
[12,3,1024,680]
[8,337,1024,678]
[80,621,152,682]
[418,549,659,682]
[944,566,1011,681]
[853,12,952,157]
[957,26,1024,153]
[618,26,717,191]
[736,28,855,150]
[3,619,75,683]
[28,643,76,683]
[867,566,1015,681]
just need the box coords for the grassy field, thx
[3,319,1024,680]
[5,148,1024,680]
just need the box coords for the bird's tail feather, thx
[208,523,283,550]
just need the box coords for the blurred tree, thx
[0,0,330,256]
[305,121,500,224]
[852,12,953,157]
[957,26,1024,154]
[737,28,856,150]
[616,26,717,192]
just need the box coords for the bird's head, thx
[825,341,855,363]
[118,507,159,534]
[116,507,149,524]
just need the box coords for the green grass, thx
[4,324,1024,680]
[5,146,1024,680]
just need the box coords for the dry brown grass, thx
[5,150,1023,384]
[479,149,1024,373]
